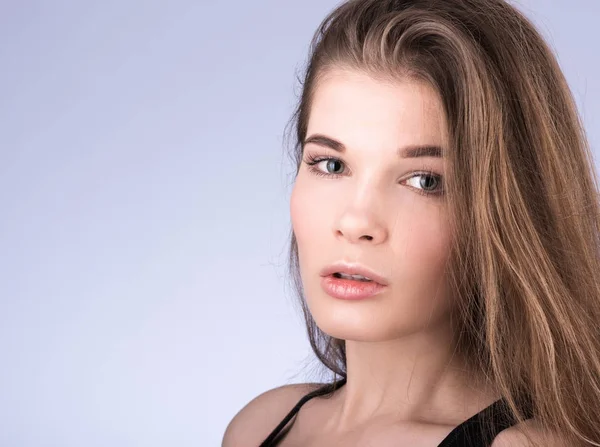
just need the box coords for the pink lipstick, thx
[319,262,388,300]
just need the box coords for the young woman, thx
[223,0,600,445]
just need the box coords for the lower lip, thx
[320,275,387,300]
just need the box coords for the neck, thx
[326,319,498,433]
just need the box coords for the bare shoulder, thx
[221,381,325,447]
[491,419,570,447]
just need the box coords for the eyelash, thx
[303,153,445,197]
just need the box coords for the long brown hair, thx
[284,0,600,445]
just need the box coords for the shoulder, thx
[222,382,325,447]
[491,419,570,447]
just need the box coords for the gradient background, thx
[1,1,598,446]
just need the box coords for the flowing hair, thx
[284,0,600,445]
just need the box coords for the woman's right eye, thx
[304,155,347,178]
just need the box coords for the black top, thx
[259,377,533,446]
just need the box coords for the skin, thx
[289,68,501,442]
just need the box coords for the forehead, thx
[307,69,448,151]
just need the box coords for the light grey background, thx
[0,1,598,446]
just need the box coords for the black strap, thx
[259,377,532,447]
[437,395,534,447]
[259,377,347,447]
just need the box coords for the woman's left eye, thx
[302,154,444,197]
[404,172,445,196]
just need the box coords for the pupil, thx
[327,160,342,174]
[421,175,437,190]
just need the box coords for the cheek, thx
[290,174,331,254]
[392,215,453,317]
[395,215,450,276]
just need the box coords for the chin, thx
[306,293,404,342]
[316,320,405,343]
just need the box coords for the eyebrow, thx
[302,134,444,158]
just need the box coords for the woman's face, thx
[290,68,454,342]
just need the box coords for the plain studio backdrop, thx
[0,1,598,446]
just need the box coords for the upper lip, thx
[320,261,389,286]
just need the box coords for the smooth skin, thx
[223,69,566,447]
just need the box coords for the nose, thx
[335,204,389,245]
